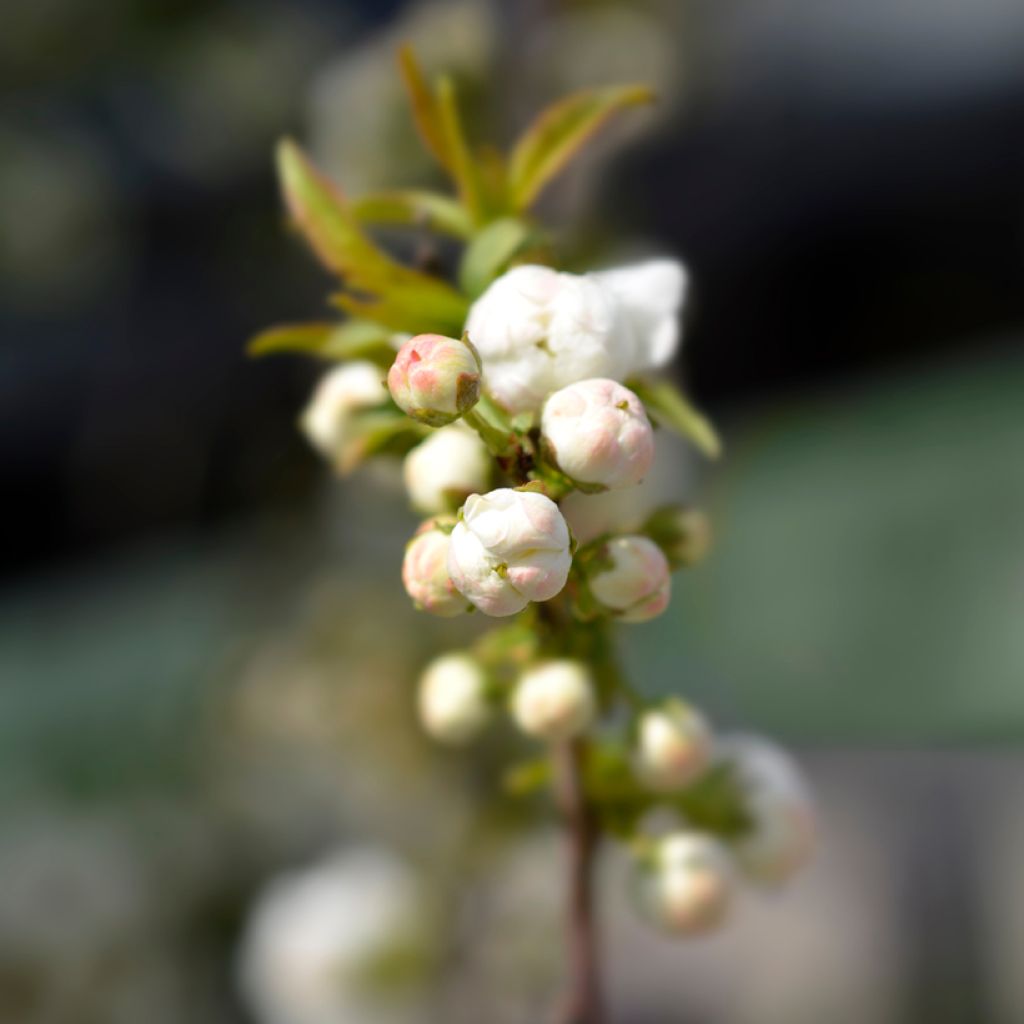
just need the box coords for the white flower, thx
[387,333,481,426]
[512,660,596,741]
[588,535,671,622]
[721,735,816,885]
[403,425,491,515]
[465,260,686,413]
[634,699,712,792]
[237,846,425,1024]
[418,652,490,744]
[541,378,654,490]
[401,519,469,618]
[633,832,734,937]
[300,362,388,466]
[447,488,572,617]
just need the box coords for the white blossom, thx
[541,378,654,490]
[387,333,481,426]
[417,652,490,744]
[512,660,596,741]
[447,488,571,616]
[589,535,671,622]
[465,260,686,413]
[401,520,468,618]
[634,699,712,792]
[300,362,388,465]
[403,425,490,515]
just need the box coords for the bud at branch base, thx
[512,660,596,741]
[418,652,490,744]
[633,832,734,936]
[588,535,671,622]
[541,378,654,490]
[448,488,572,617]
[634,699,712,792]
[403,425,491,515]
[300,362,388,467]
[402,519,469,618]
[387,333,481,426]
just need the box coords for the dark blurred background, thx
[3,1,1024,1022]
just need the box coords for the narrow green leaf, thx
[508,84,655,210]
[247,320,397,364]
[502,757,551,797]
[628,377,722,459]
[436,76,486,223]
[332,286,468,337]
[351,190,474,239]
[457,217,540,297]
[396,44,452,172]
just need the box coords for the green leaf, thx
[436,76,487,224]
[396,44,452,172]
[247,320,397,364]
[336,410,428,473]
[351,190,474,240]
[507,84,655,210]
[502,757,551,797]
[627,377,722,459]
[457,217,541,298]
[332,288,467,337]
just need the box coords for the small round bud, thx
[447,488,572,617]
[418,653,490,745]
[541,378,654,490]
[634,700,712,792]
[512,660,596,741]
[723,735,815,885]
[588,535,671,622]
[403,425,491,515]
[642,505,712,568]
[401,519,469,618]
[300,362,388,466]
[387,333,481,426]
[633,832,734,936]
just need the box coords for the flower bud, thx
[634,699,712,792]
[300,362,388,466]
[722,735,815,885]
[512,660,596,741]
[417,652,490,744]
[642,505,712,568]
[403,425,491,515]
[387,333,481,426]
[633,832,734,936]
[541,379,654,490]
[588,535,671,622]
[447,488,572,617]
[401,519,469,618]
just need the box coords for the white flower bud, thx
[417,652,490,745]
[633,832,734,936]
[465,260,686,413]
[447,488,572,617]
[634,699,712,792]
[722,735,815,885]
[588,535,671,622]
[403,425,491,515]
[541,379,654,490]
[300,362,388,465]
[401,520,468,618]
[387,333,481,426]
[512,660,596,741]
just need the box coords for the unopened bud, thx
[512,660,596,741]
[300,362,388,467]
[634,699,712,792]
[633,832,734,936]
[418,652,490,744]
[401,519,469,618]
[642,505,712,569]
[541,378,654,490]
[387,334,481,426]
[448,488,572,617]
[588,535,671,622]
[403,425,491,515]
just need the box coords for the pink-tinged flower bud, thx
[633,832,734,936]
[512,660,596,741]
[387,333,481,426]
[541,379,654,490]
[588,535,671,622]
[634,699,712,792]
[300,362,389,467]
[401,519,469,618]
[418,653,490,744]
[721,735,816,885]
[403,425,491,515]
[447,488,572,617]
